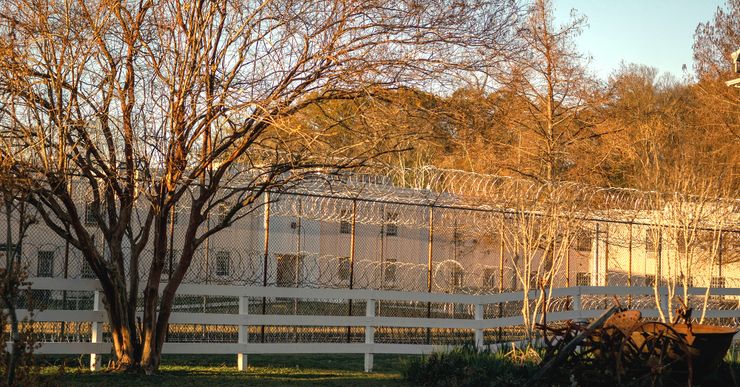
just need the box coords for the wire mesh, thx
[1,166,738,347]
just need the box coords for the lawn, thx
[34,345,740,386]
[38,354,415,387]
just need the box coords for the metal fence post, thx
[573,286,583,322]
[426,205,433,344]
[498,222,504,343]
[474,303,484,350]
[718,231,723,278]
[565,247,570,288]
[204,213,210,284]
[90,290,102,371]
[364,298,375,372]
[61,226,70,336]
[168,205,176,280]
[594,223,600,286]
[261,192,270,342]
[628,223,633,308]
[348,199,357,343]
[237,295,249,371]
[202,213,210,339]
[604,224,609,286]
[657,230,663,285]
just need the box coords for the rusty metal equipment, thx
[528,303,739,387]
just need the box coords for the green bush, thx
[402,344,537,387]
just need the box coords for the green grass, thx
[37,354,416,387]
[33,346,740,386]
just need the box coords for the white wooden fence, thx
[7,278,740,372]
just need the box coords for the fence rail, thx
[6,277,740,372]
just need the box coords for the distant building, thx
[1,176,738,294]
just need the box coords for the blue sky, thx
[553,0,725,81]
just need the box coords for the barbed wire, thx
[261,165,740,232]
[5,165,740,347]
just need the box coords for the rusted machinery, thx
[528,303,738,386]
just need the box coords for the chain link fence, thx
[2,176,739,347]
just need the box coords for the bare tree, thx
[693,0,740,81]
[495,0,607,183]
[643,169,737,323]
[692,0,740,177]
[500,181,585,338]
[0,0,521,372]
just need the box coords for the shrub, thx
[402,344,537,387]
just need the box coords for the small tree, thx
[499,180,586,339]
[0,162,37,386]
[643,170,736,323]
[495,0,606,183]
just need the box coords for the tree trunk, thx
[140,214,169,373]
[3,294,20,386]
[4,201,20,385]
[139,206,203,373]
[101,277,140,370]
[139,249,194,372]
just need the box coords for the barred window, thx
[338,257,350,281]
[37,251,54,277]
[385,212,398,236]
[576,272,591,286]
[575,234,592,251]
[217,202,231,223]
[215,251,230,277]
[81,260,95,279]
[85,203,97,225]
[277,254,301,287]
[711,276,725,288]
[451,266,464,288]
[482,268,496,290]
[340,210,351,234]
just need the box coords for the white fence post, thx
[90,290,102,371]
[474,303,484,350]
[364,298,375,373]
[237,296,249,372]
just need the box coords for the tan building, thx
[1,182,738,295]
